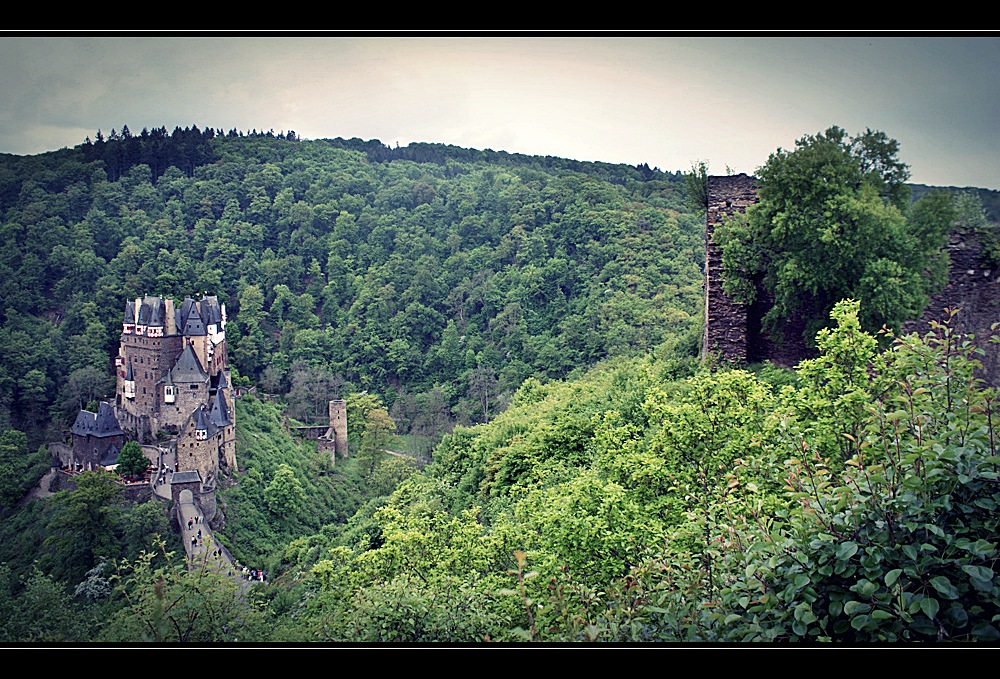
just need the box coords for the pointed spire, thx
[182,300,206,336]
[171,344,207,382]
[193,405,210,440]
[209,387,230,427]
[95,402,124,436]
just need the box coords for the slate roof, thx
[209,388,231,428]
[145,295,164,327]
[136,298,152,326]
[98,442,120,467]
[210,370,228,392]
[200,296,223,326]
[171,344,207,383]
[178,297,207,336]
[71,402,124,438]
[171,470,202,484]
[193,404,213,434]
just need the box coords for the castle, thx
[69,401,125,471]
[114,294,237,518]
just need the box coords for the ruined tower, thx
[317,399,348,465]
[702,174,759,363]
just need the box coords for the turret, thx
[123,362,136,400]
[194,406,209,441]
[164,369,176,404]
[123,300,135,335]
[146,296,164,338]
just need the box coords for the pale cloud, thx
[1,34,997,189]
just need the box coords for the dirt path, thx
[24,468,57,502]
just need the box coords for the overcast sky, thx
[2,34,998,189]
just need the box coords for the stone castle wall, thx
[901,231,1000,383]
[702,176,998,375]
[702,174,758,363]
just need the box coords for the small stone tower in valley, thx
[318,399,348,464]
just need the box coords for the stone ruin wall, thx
[702,175,998,377]
[702,174,758,364]
[901,231,1000,384]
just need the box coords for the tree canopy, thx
[715,126,954,341]
[116,441,148,479]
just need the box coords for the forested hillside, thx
[0,126,702,452]
[1,127,998,644]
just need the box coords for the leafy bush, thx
[673,303,1000,642]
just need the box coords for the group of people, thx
[239,565,266,583]
[186,515,205,550]
[156,454,173,487]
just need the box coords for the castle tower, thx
[702,174,759,364]
[329,399,348,460]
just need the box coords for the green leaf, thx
[961,564,993,582]
[920,596,940,620]
[972,623,1000,641]
[929,575,960,600]
[844,600,871,616]
[850,614,872,631]
[836,541,859,561]
[885,569,903,588]
[794,602,817,624]
[852,579,878,598]
[944,604,968,628]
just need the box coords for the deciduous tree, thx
[715,126,951,342]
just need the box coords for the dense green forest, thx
[0,125,701,450]
[1,126,998,643]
